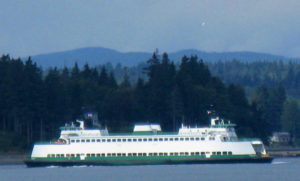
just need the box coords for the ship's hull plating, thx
[24,156,273,167]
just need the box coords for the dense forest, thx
[0,53,299,152]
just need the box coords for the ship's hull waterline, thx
[24,156,273,167]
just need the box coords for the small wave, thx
[71,165,89,168]
[272,161,288,165]
[46,166,60,168]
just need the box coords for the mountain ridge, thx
[27,47,299,68]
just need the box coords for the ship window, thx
[223,152,227,155]
[107,139,111,142]
[107,153,111,156]
[102,139,106,142]
[174,138,179,141]
[185,138,189,141]
[180,138,184,141]
[51,154,55,157]
[91,154,95,157]
[138,139,142,142]
[138,153,143,156]
[143,138,147,141]
[76,154,80,157]
[87,154,91,157]
[159,138,163,141]
[164,138,168,141]
[164,153,168,156]
[170,153,174,156]
[86,139,90,143]
[127,139,132,142]
[132,153,137,156]
[56,154,60,157]
[154,138,158,141]
[122,139,126,142]
[61,154,64,157]
[159,153,163,156]
[191,152,195,156]
[91,139,95,142]
[81,139,85,143]
[143,153,147,156]
[148,138,153,141]
[212,152,216,155]
[201,138,205,141]
[133,139,137,142]
[174,153,179,156]
[149,153,153,156]
[169,138,174,141]
[201,152,205,155]
[153,153,158,156]
[209,137,215,141]
[66,154,70,157]
[217,152,221,155]
[76,140,80,143]
[117,139,121,142]
[96,139,101,142]
[228,152,232,155]
[128,153,132,156]
[180,152,184,156]
[96,154,100,157]
[101,153,105,157]
[195,138,200,141]
[47,154,50,158]
[112,139,116,142]
[195,152,200,155]
[122,153,126,156]
[112,153,116,156]
[117,153,122,156]
[71,140,75,143]
[190,138,195,141]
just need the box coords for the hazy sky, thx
[1,0,300,57]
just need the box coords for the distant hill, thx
[28,47,300,68]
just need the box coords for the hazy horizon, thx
[1,0,300,58]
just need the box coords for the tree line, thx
[0,54,299,152]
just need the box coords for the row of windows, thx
[47,151,232,158]
[70,137,215,143]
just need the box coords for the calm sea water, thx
[0,158,299,181]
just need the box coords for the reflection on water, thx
[0,158,299,181]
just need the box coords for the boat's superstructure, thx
[25,117,272,166]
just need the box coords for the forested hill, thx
[29,47,299,68]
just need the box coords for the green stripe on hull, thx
[31,154,257,162]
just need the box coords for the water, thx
[1,158,299,181]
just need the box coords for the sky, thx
[1,0,300,58]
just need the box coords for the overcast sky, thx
[1,0,300,57]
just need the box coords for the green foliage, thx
[281,100,300,143]
[0,54,293,152]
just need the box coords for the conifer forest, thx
[0,53,300,152]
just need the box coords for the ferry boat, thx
[25,116,272,167]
